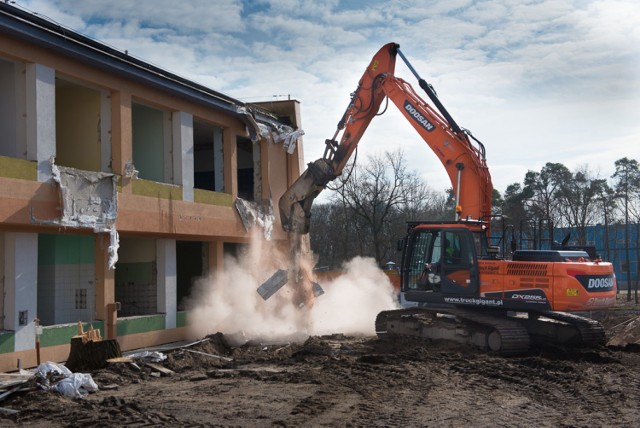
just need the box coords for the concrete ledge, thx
[194,188,233,207]
[0,156,37,181]
[132,178,183,200]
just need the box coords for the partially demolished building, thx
[0,4,304,371]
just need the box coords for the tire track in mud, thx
[4,333,640,427]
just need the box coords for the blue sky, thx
[16,0,640,194]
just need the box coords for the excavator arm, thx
[279,42,492,234]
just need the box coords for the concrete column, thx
[111,91,132,192]
[172,111,194,201]
[213,127,224,192]
[100,90,112,172]
[253,140,262,200]
[260,138,270,200]
[95,233,116,339]
[25,63,56,182]
[206,241,224,277]
[157,239,177,329]
[223,129,237,197]
[4,233,38,352]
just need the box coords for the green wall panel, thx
[117,315,165,336]
[115,262,154,284]
[40,321,104,348]
[38,234,95,266]
[0,331,14,354]
[176,311,187,328]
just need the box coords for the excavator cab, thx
[401,224,480,304]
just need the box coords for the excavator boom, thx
[279,42,491,234]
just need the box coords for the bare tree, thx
[523,163,572,245]
[320,148,435,266]
[594,180,616,262]
[612,157,640,302]
[556,166,606,245]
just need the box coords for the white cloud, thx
[14,0,640,194]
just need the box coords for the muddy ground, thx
[2,304,640,427]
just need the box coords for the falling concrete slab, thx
[234,198,274,240]
[257,269,289,301]
[257,270,325,301]
[312,282,325,298]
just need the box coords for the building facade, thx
[0,4,304,371]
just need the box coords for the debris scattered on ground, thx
[34,361,98,398]
[1,301,640,426]
[605,313,640,347]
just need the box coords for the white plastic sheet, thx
[35,361,99,398]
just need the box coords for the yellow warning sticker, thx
[566,288,579,297]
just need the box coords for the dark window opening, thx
[194,120,224,192]
[237,136,254,200]
[176,241,204,310]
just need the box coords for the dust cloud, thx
[186,231,399,344]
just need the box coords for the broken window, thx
[132,102,171,183]
[193,120,224,192]
[55,78,110,172]
[237,136,258,201]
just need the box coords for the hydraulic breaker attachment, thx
[278,158,335,234]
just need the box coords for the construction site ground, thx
[3,295,640,427]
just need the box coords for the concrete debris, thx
[108,224,119,270]
[127,351,167,363]
[236,106,304,153]
[35,158,122,269]
[234,198,274,240]
[46,157,117,232]
[275,128,305,154]
[312,282,325,298]
[607,315,640,347]
[256,270,325,301]
[123,160,139,179]
[257,269,288,301]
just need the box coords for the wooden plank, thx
[145,362,175,376]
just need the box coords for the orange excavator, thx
[279,43,616,354]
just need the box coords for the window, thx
[132,102,170,183]
[56,78,109,172]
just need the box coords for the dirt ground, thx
[3,300,640,427]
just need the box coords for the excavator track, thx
[375,307,607,355]
[375,307,530,356]
[524,311,607,348]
